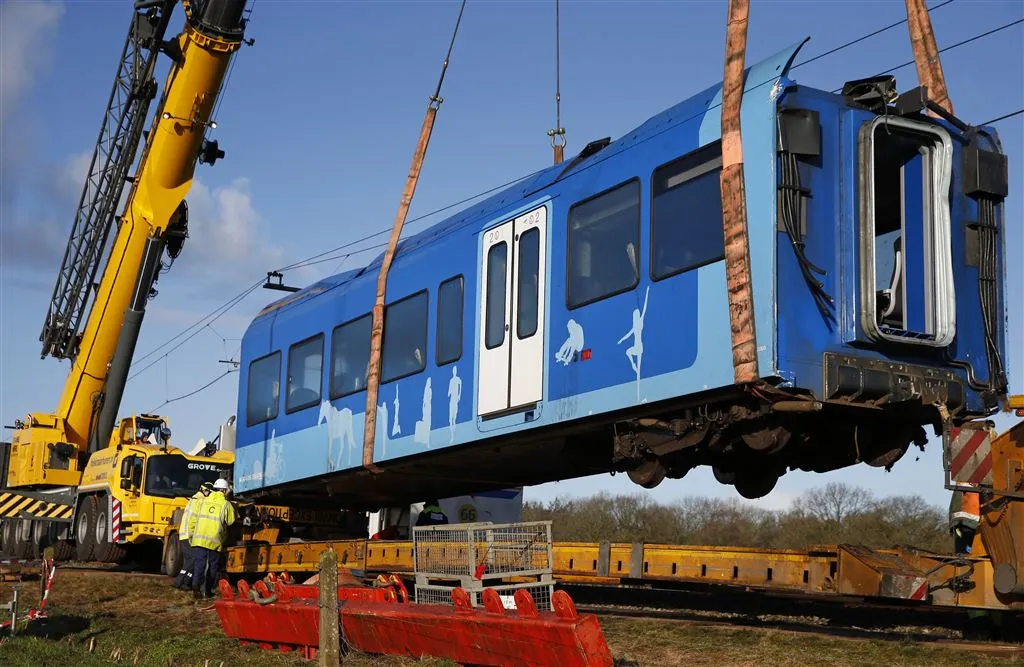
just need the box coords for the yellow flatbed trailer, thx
[224,537,1015,613]
[225,412,1023,614]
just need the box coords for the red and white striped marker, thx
[948,426,993,486]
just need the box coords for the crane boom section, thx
[8,0,246,490]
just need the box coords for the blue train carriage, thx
[232,39,1009,507]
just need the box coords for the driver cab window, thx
[567,179,641,308]
[861,117,954,346]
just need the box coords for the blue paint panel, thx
[232,37,1007,494]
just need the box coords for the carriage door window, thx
[478,205,548,416]
[859,117,954,346]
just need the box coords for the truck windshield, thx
[144,455,231,499]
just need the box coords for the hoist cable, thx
[431,0,467,105]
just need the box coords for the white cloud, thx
[182,177,284,269]
[0,0,64,127]
[54,151,91,203]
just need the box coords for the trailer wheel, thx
[76,497,98,561]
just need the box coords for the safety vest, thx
[189,491,237,551]
[949,489,981,531]
[178,491,205,541]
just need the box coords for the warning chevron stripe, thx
[0,492,73,522]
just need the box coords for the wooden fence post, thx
[318,549,341,666]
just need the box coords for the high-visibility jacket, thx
[178,491,205,541]
[949,489,981,531]
[189,491,236,551]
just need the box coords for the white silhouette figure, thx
[555,319,584,365]
[264,428,285,484]
[249,456,264,486]
[618,286,650,400]
[378,399,389,459]
[447,366,462,444]
[318,400,355,471]
[392,386,401,436]
[415,377,433,448]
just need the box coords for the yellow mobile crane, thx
[0,0,247,564]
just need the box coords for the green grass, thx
[0,571,1019,666]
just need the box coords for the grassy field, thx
[0,570,1020,666]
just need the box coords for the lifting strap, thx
[362,0,467,473]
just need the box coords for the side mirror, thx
[161,426,172,441]
[120,458,132,479]
[120,478,131,491]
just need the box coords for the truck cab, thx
[74,414,233,563]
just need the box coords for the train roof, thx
[252,38,810,324]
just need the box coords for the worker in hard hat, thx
[173,481,213,590]
[189,477,236,599]
[415,499,449,526]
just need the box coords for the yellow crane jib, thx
[6,0,246,490]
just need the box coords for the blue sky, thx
[1,0,1021,512]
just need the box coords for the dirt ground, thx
[0,569,1020,666]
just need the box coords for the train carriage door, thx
[478,205,548,416]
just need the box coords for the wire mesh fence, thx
[414,581,555,611]
[413,520,553,581]
[412,520,555,611]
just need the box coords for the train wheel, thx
[75,497,98,561]
[712,465,736,485]
[733,472,778,500]
[627,459,667,489]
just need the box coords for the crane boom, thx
[39,1,177,362]
[6,0,248,489]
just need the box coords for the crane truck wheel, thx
[163,531,183,578]
[92,498,127,564]
[7,519,33,559]
[75,496,98,561]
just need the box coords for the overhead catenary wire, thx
[124,163,549,383]
[979,108,1023,126]
[149,368,238,413]
[792,0,956,70]
[831,17,1024,93]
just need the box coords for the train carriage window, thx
[330,314,371,398]
[567,179,640,308]
[651,142,724,280]
[246,351,281,426]
[382,291,428,383]
[517,227,540,338]
[437,276,464,365]
[286,334,323,413]
[485,242,508,349]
